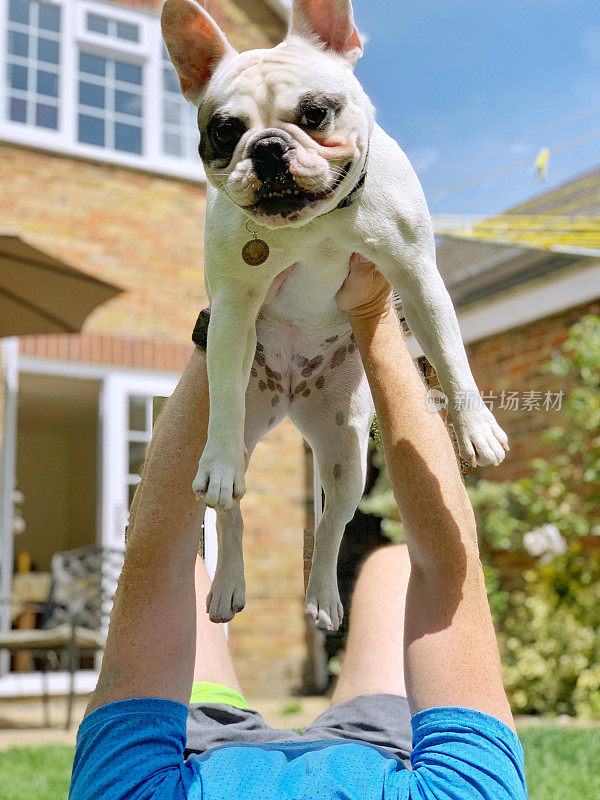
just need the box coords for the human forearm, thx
[87,348,208,714]
[349,307,478,572]
[347,288,513,728]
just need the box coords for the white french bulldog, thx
[162,0,508,631]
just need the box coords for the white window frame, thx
[0,0,206,182]
[3,0,62,130]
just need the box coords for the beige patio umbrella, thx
[0,234,123,337]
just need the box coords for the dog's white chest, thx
[265,237,353,330]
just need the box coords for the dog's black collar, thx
[335,161,367,210]
[327,146,369,214]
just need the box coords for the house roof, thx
[435,237,580,308]
[509,165,600,216]
[434,165,600,307]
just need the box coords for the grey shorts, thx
[185,693,413,767]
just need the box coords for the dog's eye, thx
[300,107,329,129]
[207,116,246,151]
[214,120,239,144]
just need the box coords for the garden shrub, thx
[498,546,600,718]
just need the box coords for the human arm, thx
[86,347,209,715]
[337,255,515,730]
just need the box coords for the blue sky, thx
[345,0,600,215]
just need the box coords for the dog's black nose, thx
[251,136,291,181]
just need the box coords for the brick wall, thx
[217,0,287,50]
[122,0,287,51]
[232,423,309,695]
[1,144,208,342]
[467,297,600,482]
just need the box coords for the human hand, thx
[336,254,394,320]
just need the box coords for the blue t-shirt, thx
[69,698,527,800]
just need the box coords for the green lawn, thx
[0,746,74,800]
[518,726,600,800]
[0,727,598,800]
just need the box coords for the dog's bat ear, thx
[161,0,236,103]
[289,0,363,67]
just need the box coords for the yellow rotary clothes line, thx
[432,214,600,255]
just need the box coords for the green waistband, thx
[189,681,249,710]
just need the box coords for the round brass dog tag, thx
[242,238,270,266]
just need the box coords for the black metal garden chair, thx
[0,545,124,729]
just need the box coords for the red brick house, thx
[1,0,597,701]
[0,0,312,699]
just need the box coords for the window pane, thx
[163,99,180,125]
[115,89,141,117]
[115,122,142,153]
[9,0,29,24]
[8,30,28,57]
[115,61,141,86]
[37,37,59,64]
[128,396,147,431]
[163,132,182,156]
[116,21,139,42]
[87,13,108,34]
[80,52,106,77]
[9,96,27,122]
[79,80,105,109]
[38,3,60,32]
[35,102,57,129]
[161,51,200,161]
[37,69,58,97]
[8,63,28,91]
[163,67,179,95]
[128,441,147,476]
[79,113,105,146]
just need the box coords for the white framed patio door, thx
[100,372,178,549]
[99,371,217,574]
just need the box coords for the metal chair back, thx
[42,545,124,634]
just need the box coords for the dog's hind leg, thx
[290,348,373,631]
[207,504,246,623]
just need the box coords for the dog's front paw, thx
[206,571,246,624]
[451,403,509,468]
[305,572,344,632]
[193,448,246,510]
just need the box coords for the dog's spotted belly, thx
[251,311,361,409]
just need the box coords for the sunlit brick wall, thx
[1,144,208,341]
[467,297,600,482]
[121,0,287,51]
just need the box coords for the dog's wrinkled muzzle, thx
[241,128,350,220]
